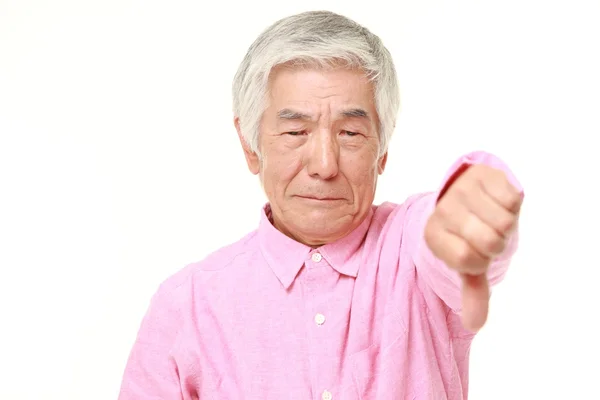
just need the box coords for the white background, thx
[1,0,599,399]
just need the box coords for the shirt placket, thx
[303,250,336,400]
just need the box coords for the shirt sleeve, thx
[407,151,524,314]
[118,286,184,400]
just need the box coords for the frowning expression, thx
[237,66,387,246]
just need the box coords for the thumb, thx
[460,273,490,332]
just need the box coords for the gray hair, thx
[232,10,400,157]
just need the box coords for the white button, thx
[322,390,332,400]
[314,313,326,325]
[311,252,322,262]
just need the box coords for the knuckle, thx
[507,192,522,211]
[436,200,453,219]
[476,165,497,182]
[454,243,474,266]
[498,215,516,234]
[458,174,476,192]
[481,233,504,255]
[455,183,471,199]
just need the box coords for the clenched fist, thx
[424,164,523,332]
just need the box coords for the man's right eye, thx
[285,131,305,136]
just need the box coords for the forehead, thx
[267,66,376,112]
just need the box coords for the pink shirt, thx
[119,151,522,400]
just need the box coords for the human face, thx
[236,66,387,246]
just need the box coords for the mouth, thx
[296,195,345,201]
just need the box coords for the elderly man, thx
[119,10,523,400]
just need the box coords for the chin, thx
[302,207,346,223]
[294,214,352,242]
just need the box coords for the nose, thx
[306,129,339,180]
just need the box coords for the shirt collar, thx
[258,203,374,289]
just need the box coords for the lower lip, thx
[296,196,345,203]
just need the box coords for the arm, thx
[408,151,524,329]
[118,287,183,400]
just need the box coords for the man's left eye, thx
[342,130,360,136]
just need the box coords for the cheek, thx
[261,152,304,192]
[341,154,379,188]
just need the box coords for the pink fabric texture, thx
[119,151,523,399]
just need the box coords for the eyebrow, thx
[276,108,371,121]
[277,109,313,121]
[340,108,369,119]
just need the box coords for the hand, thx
[424,164,523,331]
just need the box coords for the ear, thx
[234,117,260,175]
[377,152,388,174]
